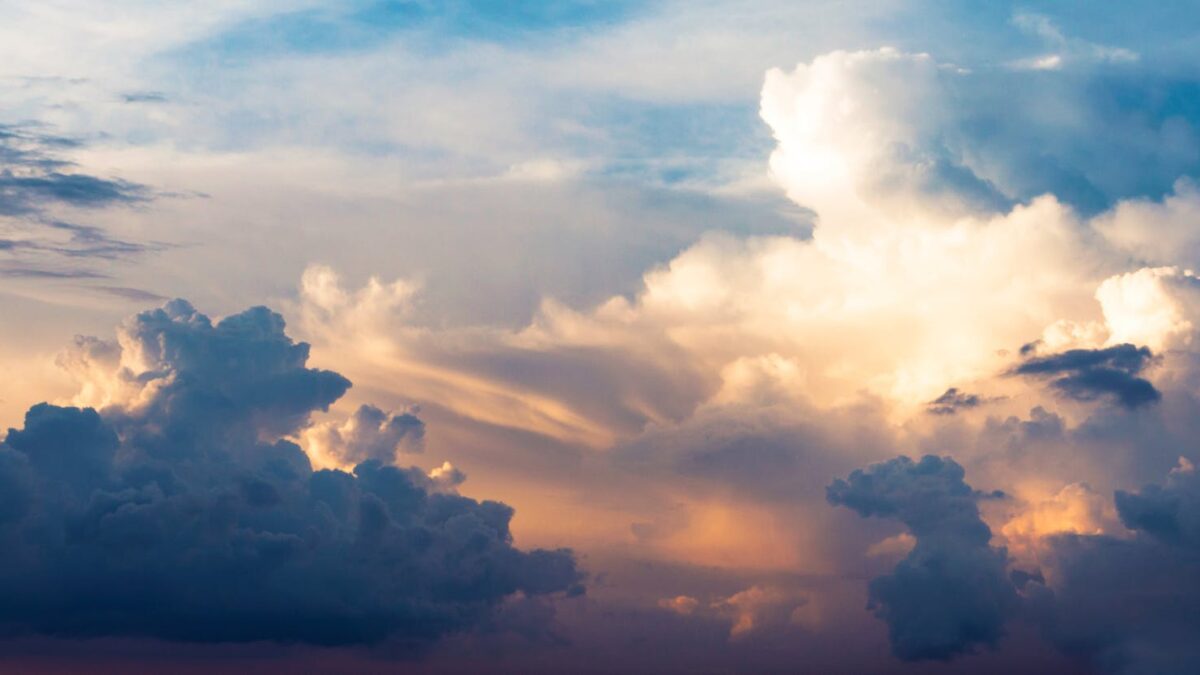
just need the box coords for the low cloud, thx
[1034,458,1200,672]
[927,388,985,415]
[828,456,1018,661]
[0,122,160,280]
[0,300,582,647]
[1013,344,1160,409]
[303,403,425,467]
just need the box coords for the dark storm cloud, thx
[1013,343,1160,409]
[827,455,1019,661]
[0,300,581,647]
[1034,461,1200,673]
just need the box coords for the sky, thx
[2,1,1200,673]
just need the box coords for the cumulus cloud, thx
[712,585,812,639]
[428,460,467,489]
[1114,457,1200,548]
[258,48,1200,673]
[0,300,582,647]
[5,2,1200,670]
[1096,267,1200,352]
[827,456,1018,660]
[828,452,1200,673]
[1034,458,1200,673]
[290,46,1200,451]
[303,403,425,467]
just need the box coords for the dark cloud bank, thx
[831,454,1200,674]
[0,300,582,648]
[1014,343,1161,409]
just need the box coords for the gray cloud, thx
[1014,344,1160,409]
[927,387,986,415]
[1034,460,1200,673]
[0,171,146,215]
[0,122,160,281]
[315,403,426,465]
[0,300,582,647]
[0,123,147,216]
[86,285,170,302]
[827,455,1019,661]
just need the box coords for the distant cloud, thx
[120,90,167,103]
[1034,457,1200,672]
[927,388,985,415]
[303,403,426,467]
[86,285,169,302]
[0,266,107,279]
[0,123,147,216]
[0,171,146,215]
[1013,344,1160,409]
[0,122,164,284]
[1010,13,1138,70]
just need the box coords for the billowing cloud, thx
[251,45,1200,675]
[303,403,425,467]
[0,300,582,647]
[6,4,1200,672]
[1033,458,1200,673]
[828,456,1018,661]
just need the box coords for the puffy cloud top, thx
[0,301,582,646]
[828,456,1017,661]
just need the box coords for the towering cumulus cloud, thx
[275,42,1200,672]
[827,456,1017,660]
[0,300,581,646]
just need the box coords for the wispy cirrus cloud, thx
[0,121,164,282]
